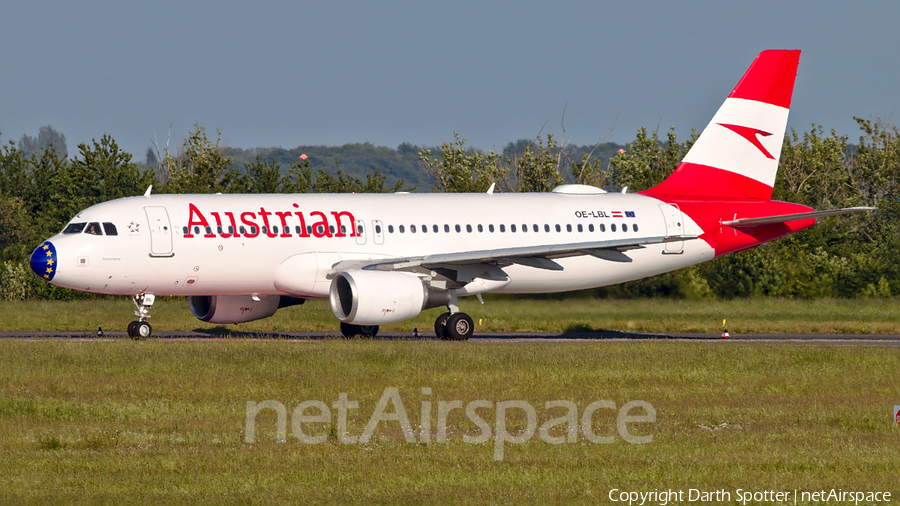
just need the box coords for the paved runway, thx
[4,329,900,346]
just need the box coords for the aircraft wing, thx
[721,207,874,227]
[331,234,698,275]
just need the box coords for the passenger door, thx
[144,206,174,257]
[659,204,684,254]
[372,219,384,245]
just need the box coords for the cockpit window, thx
[103,223,118,236]
[63,222,86,234]
[85,222,103,235]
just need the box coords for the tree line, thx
[1,119,898,300]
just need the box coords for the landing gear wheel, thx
[434,312,451,340]
[136,321,152,340]
[128,320,151,340]
[340,322,379,338]
[445,313,474,341]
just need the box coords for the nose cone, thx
[30,241,58,281]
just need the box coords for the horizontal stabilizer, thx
[721,207,874,227]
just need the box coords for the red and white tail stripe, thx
[645,50,801,200]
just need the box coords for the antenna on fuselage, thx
[486,183,495,195]
[143,185,153,197]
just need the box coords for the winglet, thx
[144,185,153,197]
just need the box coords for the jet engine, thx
[329,270,450,325]
[188,295,305,324]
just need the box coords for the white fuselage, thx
[43,189,711,298]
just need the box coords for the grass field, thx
[0,339,898,504]
[2,296,900,335]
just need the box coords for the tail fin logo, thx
[717,123,775,159]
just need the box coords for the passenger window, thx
[217,226,223,235]
[388,225,394,233]
[295,226,302,234]
[499,224,504,232]
[567,224,572,232]
[375,225,382,234]
[555,224,561,232]
[240,226,246,234]
[274,226,280,234]
[339,225,345,235]
[533,224,539,232]
[63,222,87,234]
[262,226,268,235]
[510,224,515,232]
[588,224,594,232]
[599,224,606,232]
[611,224,617,232]
[444,224,450,233]
[102,223,118,236]
[544,224,550,233]
[399,225,405,233]
[358,224,364,234]
[621,223,627,232]
[466,224,472,233]
[229,226,234,234]
[251,226,258,235]
[410,225,416,233]
[433,225,439,233]
[455,225,461,233]
[307,226,312,235]
[194,226,200,235]
[206,226,212,235]
[182,226,189,234]
[329,225,335,234]
[477,224,483,233]
[633,224,639,232]
[421,225,427,234]
[577,224,582,232]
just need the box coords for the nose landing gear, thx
[127,293,154,340]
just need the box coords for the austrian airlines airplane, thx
[30,50,870,340]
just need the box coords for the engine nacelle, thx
[188,295,304,324]
[329,270,450,325]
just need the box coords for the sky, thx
[2,1,899,160]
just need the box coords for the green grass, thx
[2,296,900,334]
[0,340,898,504]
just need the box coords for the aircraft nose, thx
[30,241,58,281]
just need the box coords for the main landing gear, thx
[127,293,154,340]
[434,292,473,341]
[340,322,379,338]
